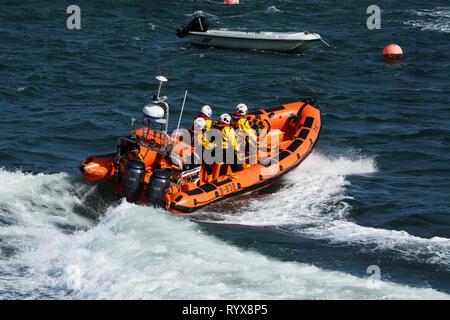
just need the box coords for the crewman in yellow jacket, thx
[213,113,242,173]
[232,103,257,166]
[193,117,214,150]
[192,117,214,181]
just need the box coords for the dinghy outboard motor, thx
[147,169,170,207]
[123,160,145,202]
[176,16,209,38]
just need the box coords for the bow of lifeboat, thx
[80,153,116,182]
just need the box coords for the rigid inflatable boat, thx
[176,16,322,52]
[80,76,321,214]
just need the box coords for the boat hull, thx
[187,31,321,52]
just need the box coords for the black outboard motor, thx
[123,160,145,203]
[176,16,209,38]
[147,169,170,207]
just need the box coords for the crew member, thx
[213,113,242,173]
[231,103,257,166]
[193,117,214,182]
[192,118,214,150]
[192,105,213,131]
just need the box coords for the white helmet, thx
[220,113,231,125]
[201,105,212,118]
[193,117,206,130]
[236,103,248,115]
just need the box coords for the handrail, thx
[136,126,171,155]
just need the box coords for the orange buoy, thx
[383,44,403,60]
[225,0,240,4]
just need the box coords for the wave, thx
[147,22,159,32]
[9,202,450,299]
[266,6,282,14]
[196,152,450,268]
[405,7,450,33]
[0,169,93,232]
[0,167,447,299]
[197,152,376,223]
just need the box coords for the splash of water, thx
[198,152,450,268]
[0,160,448,299]
[266,6,282,14]
[11,203,450,299]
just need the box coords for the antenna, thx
[174,90,188,138]
[156,75,168,98]
[149,75,170,133]
[130,118,136,139]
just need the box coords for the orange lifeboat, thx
[79,77,321,214]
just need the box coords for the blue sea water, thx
[0,0,449,299]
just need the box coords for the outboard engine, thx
[147,169,170,207]
[123,160,145,202]
[176,16,209,38]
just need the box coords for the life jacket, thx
[213,121,232,129]
[213,121,238,151]
[231,112,246,129]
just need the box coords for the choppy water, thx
[0,0,449,299]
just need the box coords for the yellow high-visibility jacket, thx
[232,115,257,147]
[205,119,212,131]
[196,131,214,150]
[218,125,239,152]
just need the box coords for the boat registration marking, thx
[218,182,237,196]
